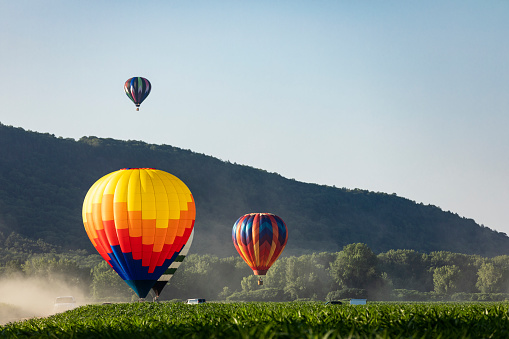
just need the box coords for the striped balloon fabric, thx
[124,77,151,110]
[82,168,195,298]
[152,228,194,298]
[232,213,288,275]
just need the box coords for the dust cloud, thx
[0,274,89,325]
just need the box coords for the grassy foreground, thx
[1,301,509,338]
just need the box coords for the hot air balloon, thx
[124,77,151,110]
[82,168,195,299]
[232,213,288,285]
[151,228,194,300]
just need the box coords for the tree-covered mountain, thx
[0,122,508,257]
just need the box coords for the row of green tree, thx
[1,243,509,302]
[163,243,509,302]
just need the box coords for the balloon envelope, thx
[232,213,288,275]
[124,77,151,110]
[151,228,194,297]
[82,168,195,298]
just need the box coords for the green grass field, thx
[1,301,509,338]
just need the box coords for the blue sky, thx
[2,1,509,235]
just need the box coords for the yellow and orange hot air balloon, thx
[82,168,195,298]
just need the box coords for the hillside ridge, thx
[0,122,507,257]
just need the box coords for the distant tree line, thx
[163,243,509,302]
[1,239,509,302]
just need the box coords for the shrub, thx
[451,293,509,302]
[226,288,289,302]
[327,288,367,301]
[391,289,445,301]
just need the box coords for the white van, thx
[186,298,206,304]
[53,296,77,312]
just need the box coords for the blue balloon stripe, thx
[110,245,135,280]
[240,215,253,246]
[106,254,129,281]
[232,217,241,247]
[246,215,254,246]
[109,245,178,281]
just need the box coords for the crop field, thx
[1,301,509,338]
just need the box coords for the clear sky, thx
[2,1,509,235]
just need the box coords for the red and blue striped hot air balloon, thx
[82,168,195,299]
[124,77,151,111]
[232,213,288,285]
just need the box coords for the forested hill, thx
[0,122,508,257]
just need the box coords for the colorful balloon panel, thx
[232,213,288,275]
[82,168,195,298]
[124,77,151,109]
[152,228,194,297]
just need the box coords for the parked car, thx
[53,296,77,312]
[186,298,206,304]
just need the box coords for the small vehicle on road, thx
[186,298,206,304]
[53,296,76,312]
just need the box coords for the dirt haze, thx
[0,275,89,324]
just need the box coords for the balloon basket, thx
[258,277,263,286]
[136,107,139,111]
